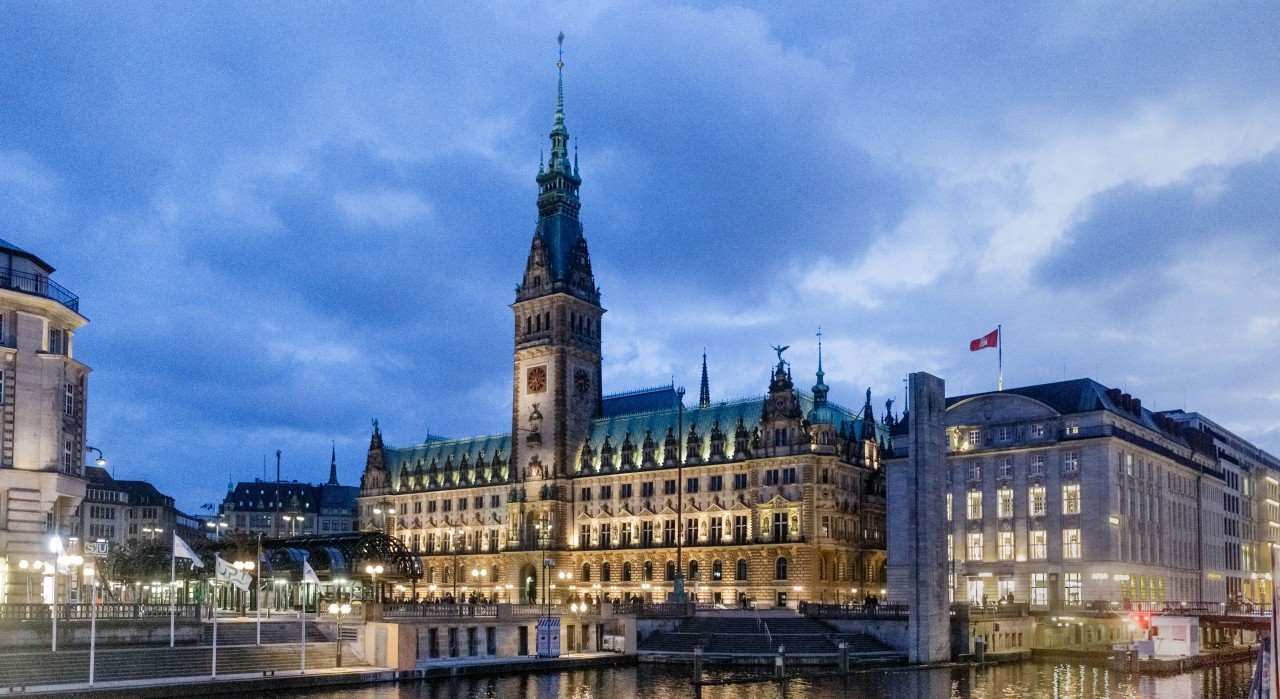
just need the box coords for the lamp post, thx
[536,520,553,614]
[327,602,351,667]
[471,568,488,600]
[448,529,461,602]
[142,526,164,541]
[206,516,228,541]
[365,564,384,603]
[673,385,688,603]
[233,560,256,615]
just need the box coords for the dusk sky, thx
[3,2,1277,515]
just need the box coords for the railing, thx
[0,603,199,621]
[636,602,694,618]
[0,269,79,313]
[381,602,499,618]
[1025,600,1272,618]
[954,602,1028,619]
[801,602,909,620]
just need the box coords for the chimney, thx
[1132,398,1142,416]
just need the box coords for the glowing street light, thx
[327,602,352,667]
[365,564,384,602]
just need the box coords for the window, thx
[663,480,676,495]
[764,469,780,486]
[688,560,698,580]
[967,533,983,561]
[1030,455,1045,476]
[946,493,953,521]
[644,561,653,581]
[1030,423,1045,438]
[967,428,981,446]
[474,496,484,509]
[736,558,747,581]
[995,426,1012,442]
[641,521,654,546]
[620,483,633,499]
[998,457,1013,479]
[458,498,467,511]
[442,500,452,512]
[1030,486,1046,517]
[492,494,502,508]
[64,383,75,416]
[580,525,591,548]
[774,556,788,580]
[709,517,723,542]
[1063,484,1081,515]
[709,475,723,492]
[782,468,797,485]
[947,534,954,561]
[0,371,5,405]
[1030,530,1047,559]
[602,562,611,582]
[664,561,675,581]
[1063,528,1082,558]
[685,518,697,546]
[711,559,722,580]
[48,327,67,355]
[772,512,789,541]
[1063,452,1079,473]
[621,523,633,547]
[1064,420,1080,436]
[998,532,1014,560]
[967,462,982,481]
[1064,572,1082,604]
[622,562,632,581]
[582,563,591,582]
[966,491,982,520]
[641,482,654,498]
[733,473,748,490]
[1031,573,1048,606]
[733,515,747,543]
[997,488,1014,518]
[662,520,676,546]
[686,477,699,493]
[580,487,591,501]
[63,439,74,473]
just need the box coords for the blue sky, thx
[3,2,1277,514]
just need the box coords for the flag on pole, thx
[970,328,999,351]
[215,555,252,591]
[174,534,205,568]
[302,559,321,586]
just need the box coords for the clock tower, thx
[511,47,603,490]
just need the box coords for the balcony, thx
[0,269,79,313]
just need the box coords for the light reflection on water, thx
[267,661,1254,699]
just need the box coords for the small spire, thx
[539,149,544,174]
[328,442,339,486]
[816,326,825,381]
[554,32,566,129]
[699,350,711,409]
[812,327,828,400]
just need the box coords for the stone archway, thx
[520,563,538,604]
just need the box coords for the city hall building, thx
[358,67,889,608]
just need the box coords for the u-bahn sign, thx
[84,541,109,555]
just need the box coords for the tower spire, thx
[328,441,339,486]
[699,350,711,408]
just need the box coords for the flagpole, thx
[211,563,219,678]
[256,534,262,646]
[997,324,1003,392]
[89,577,97,686]
[301,581,307,674]
[169,539,177,648]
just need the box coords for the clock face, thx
[527,366,547,393]
[574,368,590,394]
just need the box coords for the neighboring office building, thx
[72,466,204,555]
[220,448,359,537]
[888,378,1230,613]
[357,67,890,608]
[0,239,90,604]
[1160,410,1280,608]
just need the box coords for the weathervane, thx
[557,31,564,69]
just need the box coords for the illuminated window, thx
[1030,455,1045,476]
[1030,530,1047,559]
[1063,529,1082,558]
[946,492,953,521]
[998,532,1014,560]
[967,492,983,520]
[1030,486,1046,516]
[1063,484,1081,515]
[967,533,983,561]
[997,488,1014,518]
[1064,572,1082,604]
[947,534,954,561]
[1031,573,1047,606]
[1063,452,1080,473]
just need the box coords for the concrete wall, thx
[0,619,202,649]
[823,618,909,651]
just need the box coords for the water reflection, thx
[271,661,1253,699]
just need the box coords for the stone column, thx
[887,372,949,664]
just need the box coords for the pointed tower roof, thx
[699,351,711,408]
[808,329,835,425]
[327,442,340,486]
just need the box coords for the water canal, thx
[272,660,1256,699]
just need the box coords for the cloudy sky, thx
[3,2,1277,514]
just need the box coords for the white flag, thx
[302,559,321,586]
[173,534,204,568]
[215,555,252,591]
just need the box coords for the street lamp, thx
[142,526,164,541]
[233,560,256,615]
[447,529,462,601]
[471,568,488,600]
[365,564,384,603]
[85,446,107,468]
[18,559,50,603]
[206,517,228,541]
[327,602,351,667]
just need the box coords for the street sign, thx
[83,541,109,555]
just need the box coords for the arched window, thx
[602,562,611,582]
[643,561,653,582]
[622,562,632,582]
[582,563,591,582]
[428,567,436,583]
[665,560,676,581]
[775,556,788,580]
[711,559,723,581]
[526,316,532,334]
[736,558,747,581]
[688,560,699,581]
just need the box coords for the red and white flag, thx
[970,328,999,352]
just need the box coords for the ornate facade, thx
[358,59,888,608]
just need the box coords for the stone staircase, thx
[0,643,366,688]
[639,613,899,661]
[211,619,331,645]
